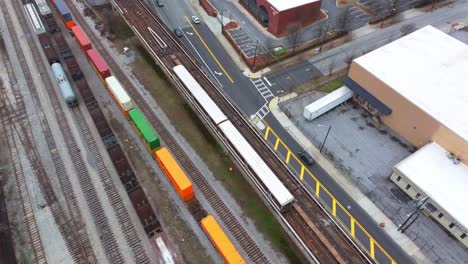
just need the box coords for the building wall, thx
[240,0,322,37]
[389,171,468,248]
[349,62,468,164]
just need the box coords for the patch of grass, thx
[318,77,345,93]
[130,45,302,263]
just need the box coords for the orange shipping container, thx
[201,215,245,264]
[154,148,194,202]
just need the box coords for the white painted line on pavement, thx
[263,76,274,86]
[182,29,223,88]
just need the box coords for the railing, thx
[262,123,396,264]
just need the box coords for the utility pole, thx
[220,10,224,33]
[398,196,429,233]
[252,40,259,69]
[319,125,331,153]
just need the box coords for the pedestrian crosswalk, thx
[250,78,275,123]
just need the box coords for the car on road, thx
[297,150,314,166]
[156,0,164,7]
[191,16,200,24]
[174,27,183,38]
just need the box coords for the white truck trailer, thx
[303,86,353,121]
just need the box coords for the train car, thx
[89,107,116,146]
[154,147,194,202]
[71,25,92,52]
[23,3,46,35]
[200,215,245,264]
[86,49,111,80]
[128,188,161,235]
[51,62,77,106]
[128,109,160,151]
[37,33,59,64]
[107,144,139,191]
[104,76,134,116]
[44,14,59,33]
[74,77,97,109]
[150,234,179,264]
[172,65,227,125]
[33,0,51,16]
[64,56,83,81]
[54,33,72,59]
[54,0,75,29]
[218,121,294,211]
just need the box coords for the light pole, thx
[318,124,331,153]
[252,40,259,69]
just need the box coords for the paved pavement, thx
[266,0,468,93]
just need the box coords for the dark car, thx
[297,151,314,166]
[156,0,164,7]
[174,28,183,38]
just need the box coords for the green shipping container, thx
[129,109,160,150]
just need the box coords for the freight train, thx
[43,0,251,262]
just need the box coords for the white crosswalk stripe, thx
[250,78,275,123]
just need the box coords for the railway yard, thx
[0,0,379,263]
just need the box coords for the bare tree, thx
[316,21,330,52]
[287,23,302,53]
[264,38,275,64]
[400,23,416,36]
[336,6,353,32]
[327,59,336,76]
[344,51,357,67]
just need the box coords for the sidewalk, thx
[269,94,428,263]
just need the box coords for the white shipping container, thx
[105,76,134,112]
[303,86,353,121]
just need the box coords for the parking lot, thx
[280,92,468,263]
[227,28,258,57]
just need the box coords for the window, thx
[437,213,444,219]
[449,223,455,228]
[461,233,466,239]
[396,176,401,181]
[405,184,411,190]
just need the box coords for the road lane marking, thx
[182,28,223,88]
[184,16,234,83]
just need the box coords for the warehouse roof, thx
[354,26,468,141]
[394,142,468,229]
[268,0,320,12]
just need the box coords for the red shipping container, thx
[71,26,91,52]
[65,20,75,30]
[86,49,111,79]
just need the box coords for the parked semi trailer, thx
[303,86,353,121]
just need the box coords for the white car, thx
[191,16,200,24]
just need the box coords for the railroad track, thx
[66,0,269,262]
[108,0,371,263]
[0,1,97,262]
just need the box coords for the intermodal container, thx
[201,215,245,264]
[54,0,72,22]
[128,109,160,150]
[86,49,111,79]
[71,25,91,52]
[154,147,194,202]
[105,76,134,115]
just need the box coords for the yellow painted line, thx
[184,16,234,83]
[262,123,397,263]
[332,199,337,217]
[274,138,280,150]
[370,238,375,259]
[264,126,270,140]
[285,151,291,164]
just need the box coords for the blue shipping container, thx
[54,0,72,22]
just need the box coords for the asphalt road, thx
[267,0,468,92]
[142,0,468,263]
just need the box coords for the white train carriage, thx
[33,0,51,16]
[51,63,77,106]
[172,65,227,125]
[105,76,134,113]
[219,121,294,210]
[23,3,45,35]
